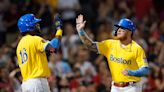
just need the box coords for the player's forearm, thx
[45,29,62,53]
[78,29,93,45]
[128,67,149,77]
[50,29,62,48]
[77,29,97,52]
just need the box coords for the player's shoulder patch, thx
[33,36,48,43]
[41,39,48,43]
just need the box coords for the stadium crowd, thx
[0,0,163,92]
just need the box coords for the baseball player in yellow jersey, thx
[76,14,149,92]
[16,13,63,92]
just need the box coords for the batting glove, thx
[54,14,62,29]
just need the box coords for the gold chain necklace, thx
[120,41,132,52]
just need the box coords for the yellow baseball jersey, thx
[97,40,148,82]
[16,35,51,81]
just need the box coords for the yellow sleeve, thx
[136,47,148,68]
[34,36,49,52]
[97,40,112,56]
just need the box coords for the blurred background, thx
[0,0,163,92]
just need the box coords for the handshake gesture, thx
[76,14,86,31]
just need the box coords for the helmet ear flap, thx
[114,28,119,36]
[114,18,136,33]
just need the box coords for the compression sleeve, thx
[128,67,149,77]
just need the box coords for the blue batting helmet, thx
[17,14,41,33]
[114,18,136,33]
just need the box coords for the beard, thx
[33,25,43,37]
[117,34,128,41]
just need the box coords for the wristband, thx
[79,29,85,36]
[56,29,63,36]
